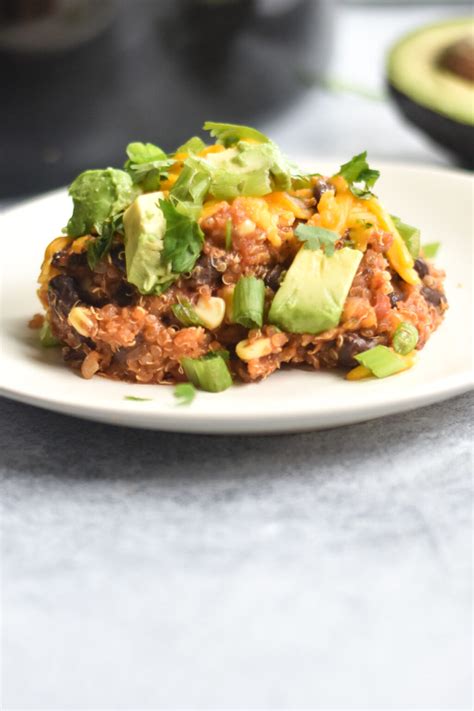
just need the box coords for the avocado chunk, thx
[268,247,363,335]
[387,17,474,166]
[188,140,292,201]
[123,191,174,294]
[67,168,135,238]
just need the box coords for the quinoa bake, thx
[33,122,447,393]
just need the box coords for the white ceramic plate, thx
[1,161,472,433]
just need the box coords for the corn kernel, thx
[68,307,96,337]
[217,285,235,323]
[236,337,273,361]
[194,296,226,330]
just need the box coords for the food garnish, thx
[35,121,447,393]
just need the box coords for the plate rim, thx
[0,371,472,434]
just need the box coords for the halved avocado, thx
[387,17,474,166]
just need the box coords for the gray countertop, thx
[2,393,472,709]
[2,4,473,710]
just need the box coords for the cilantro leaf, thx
[176,136,206,154]
[295,225,341,257]
[170,160,211,219]
[87,213,123,270]
[87,221,114,270]
[295,224,339,256]
[126,141,167,165]
[203,121,270,147]
[174,382,196,405]
[159,199,204,273]
[336,151,380,199]
[338,152,369,183]
[124,395,152,401]
[124,141,173,191]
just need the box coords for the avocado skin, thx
[388,83,474,168]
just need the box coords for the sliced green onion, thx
[181,352,232,392]
[392,322,418,355]
[225,218,233,251]
[391,215,420,259]
[423,242,440,259]
[172,298,204,327]
[174,382,196,405]
[354,345,407,378]
[208,348,230,362]
[40,321,60,347]
[233,276,265,328]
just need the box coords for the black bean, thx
[114,282,137,307]
[48,275,80,315]
[338,334,379,369]
[414,258,429,279]
[421,286,446,307]
[69,252,88,269]
[264,264,284,291]
[312,178,331,206]
[51,249,87,270]
[63,347,85,363]
[389,292,402,308]
[389,282,405,308]
[51,249,69,268]
[110,244,126,272]
[185,254,221,288]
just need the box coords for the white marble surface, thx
[2,3,473,710]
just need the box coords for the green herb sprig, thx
[295,224,339,256]
[336,151,380,199]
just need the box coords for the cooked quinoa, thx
[33,122,447,390]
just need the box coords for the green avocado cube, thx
[268,247,363,335]
[123,191,174,294]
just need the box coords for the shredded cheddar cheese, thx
[159,173,179,191]
[198,144,226,157]
[70,235,92,253]
[38,236,71,287]
[236,197,281,247]
[200,199,226,221]
[366,198,420,285]
[264,192,312,220]
[37,235,72,307]
[308,189,353,235]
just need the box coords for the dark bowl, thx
[388,83,474,169]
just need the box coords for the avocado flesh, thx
[123,191,174,294]
[268,247,363,335]
[387,17,474,126]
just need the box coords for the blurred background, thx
[1,0,472,199]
